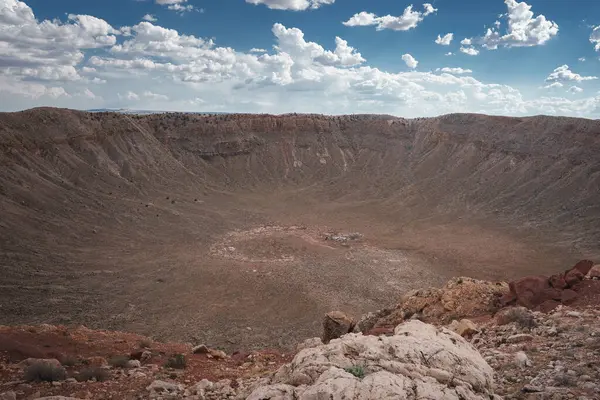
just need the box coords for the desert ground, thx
[0,108,598,351]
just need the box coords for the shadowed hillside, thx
[0,107,598,350]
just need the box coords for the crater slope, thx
[0,108,598,350]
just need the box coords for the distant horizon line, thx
[0,107,598,121]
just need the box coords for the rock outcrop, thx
[248,320,497,399]
[366,277,509,333]
[501,260,594,311]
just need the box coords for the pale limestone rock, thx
[248,320,496,399]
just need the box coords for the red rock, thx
[561,289,578,304]
[572,260,594,275]
[548,273,568,289]
[509,275,553,309]
[564,269,584,287]
[499,292,517,307]
[537,300,561,313]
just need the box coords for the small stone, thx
[208,349,227,359]
[566,311,582,318]
[514,351,531,368]
[506,334,534,344]
[193,344,209,354]
[522,384,542,393]
[52,381,62,386]
[449,319,479,338]
[141,350,152,361]
[66,378,78,383]
[126,359,141,368]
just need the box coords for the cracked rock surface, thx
[247,320,497,399]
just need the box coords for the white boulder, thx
[247,320,496,399]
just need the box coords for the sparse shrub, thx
[344,365,365,379]
[139,339,152,349]
[497,307,537,330]
[554,373,575,387]
[164,353,187,369]
[60,355,78,367]
[77,367,110,382]
[108,355,130,368]
[24,362,67,382]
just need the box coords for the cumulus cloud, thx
[155,0,196,13]
[142,14,157,22]
[479,0,558,50]
[143,91,169,100]
[272,23,365,66]
[545,65,597,83]
[402,54,418,69]
[0,0,119,85]
[436,67,473,75]
[540,82,563,90]
[343,4,437,31]
[568,86,583,94]
[460,47,479,56]
[250,48,268,53]
[591,26,600,51]
[578,57,586,62]
[435,33,453,46]
[245,0,335,11]
[118,91,140,101]
[445,52,453,56]
[2,0,600,119]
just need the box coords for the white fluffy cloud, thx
[250,48,267,53]
[435,33,453,46]
[1,0,600,119]
[479,0,558,49]
[155,0,197,13]
[545,65,597,83]
[568,86,583,94]
[591,26,600,51]
[436,67,472,75]
[540,82,563,90]
[343,4,437,31]
[460,46,479,56]
[245,0,334,11]
[142,14,157,22]
[402,54,418,69]
[0,0,118,86]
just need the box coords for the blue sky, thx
[1,0,600,117]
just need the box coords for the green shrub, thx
[165,353,187,369]
[24,362,66,382]
[344,365,365,379]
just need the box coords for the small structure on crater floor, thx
[324,232,363,243]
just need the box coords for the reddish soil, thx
[0,325,290,399]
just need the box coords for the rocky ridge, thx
[0,262,599,399]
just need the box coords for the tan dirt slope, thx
[0,108,599,351]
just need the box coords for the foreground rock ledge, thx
[248,320,498,400]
